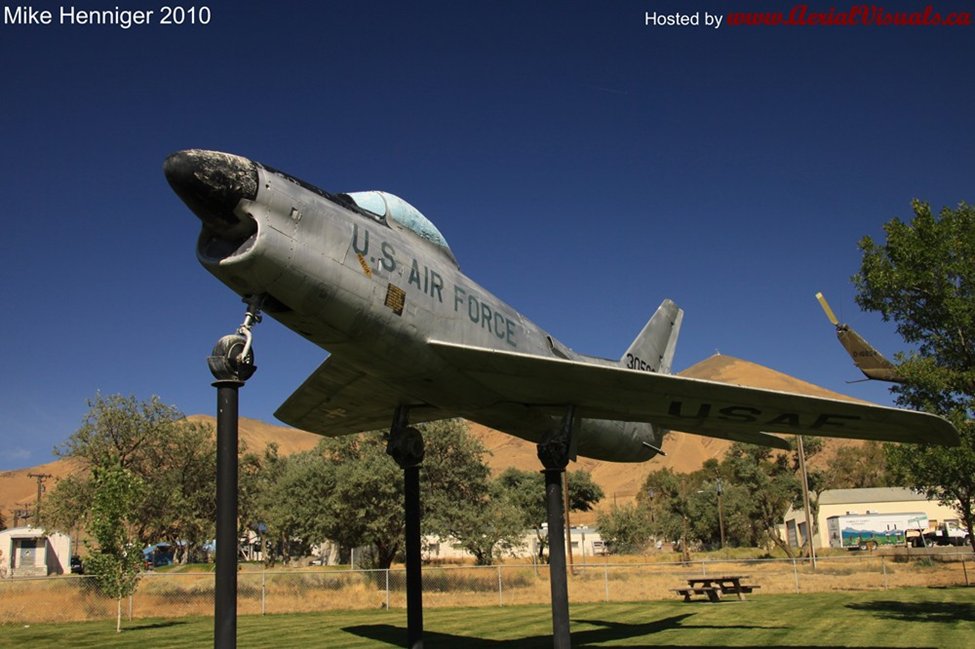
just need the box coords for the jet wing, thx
[687,428,792,450]
[275,354,448,436]
[428,341,959,446]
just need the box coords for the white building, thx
[782,487,960,550]
[0,526,72,577]
[423,526,606,562]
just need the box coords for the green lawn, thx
[4,587,973,648]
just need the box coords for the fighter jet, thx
[164,150,957,454]
[815,292,904,383]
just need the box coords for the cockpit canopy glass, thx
[346,191,453,258]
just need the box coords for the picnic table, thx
[674,575,760,602]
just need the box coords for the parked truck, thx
[827,512,928,550]
[922,521,972,547]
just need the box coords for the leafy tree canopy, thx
[596,503,652,554]
[253,419,517,568]
[855,200,975,551]
[47,394,216,562]
[496,467,603,561]
[84,461,144,632]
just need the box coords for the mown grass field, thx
[3,586,972,648]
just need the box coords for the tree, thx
[256,448,336,564]
[855,200,975,552]
[596,503,652,554]
[55,394,187,471]
[84,461,145,633]
[639,468,699,561]
[262,420,507,569]
[307,433,401,569]
[496,467,604,562]
[46,394,217,563]
[238,442,283,565]
[420,420,525,565]
[722,443,800,557]
[822,442,892,490]
[135,420,216,563]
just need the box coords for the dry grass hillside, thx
[0,458,84,527]
[1,354,868,525]
[184,414,322,456]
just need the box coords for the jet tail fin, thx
[621,299,684,374]
[815,291,902,382]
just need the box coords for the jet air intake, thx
[164,149,258,242]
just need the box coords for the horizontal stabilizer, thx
[815,291,903,382]
[835,328,902,381]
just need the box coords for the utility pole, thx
[27,473,52,527]
[716,478,726,550]
[796,436,817,570]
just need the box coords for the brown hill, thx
[0,458,84,528]
[1,355,866,526]
[184,414,322,456]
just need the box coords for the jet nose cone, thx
[164,150,258,233]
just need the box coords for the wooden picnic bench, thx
[674,585,721,602]
[675,575,761,602]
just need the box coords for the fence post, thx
[881,555,888,590]
[962,559,970,587]
[261,567,266,615]
[603,562,609,602]
[498,565,503,607]
[385,568,390,610]
[792,558,800,593]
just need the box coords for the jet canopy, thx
[345,191,455,263]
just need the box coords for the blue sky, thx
[1,1,972,470]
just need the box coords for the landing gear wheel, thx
[208,334,256,382]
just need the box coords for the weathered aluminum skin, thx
[165,150,959,462]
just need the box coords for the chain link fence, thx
[2,551,972,625]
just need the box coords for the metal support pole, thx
[208,302,260,649]
[386,409,425,649]
[213,379,241,649]
[404,463,423,649]
[537,406,575,649]
[498,565,503,607]
[544,467,570,649]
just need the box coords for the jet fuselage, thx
[166,150,662,461]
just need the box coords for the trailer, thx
[826,512,928,550]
